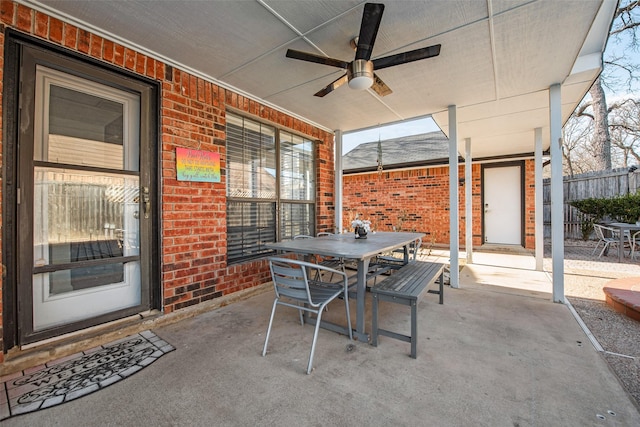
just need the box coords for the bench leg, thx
[410,300,417,358]
[372,293,379,346]
[439,272,444,304]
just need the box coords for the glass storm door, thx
[21,65,145,336]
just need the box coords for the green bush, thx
[570,193,640,239]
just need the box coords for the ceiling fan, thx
[286,2,441,97]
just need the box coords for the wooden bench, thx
[371,261,445,358]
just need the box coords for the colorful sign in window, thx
[176,147,221,182]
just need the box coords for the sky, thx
[603,39,640,96]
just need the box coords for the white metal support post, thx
[449,105,460,288]
[534,127,544,271]
[334,130,343,233]
[549,85,564,302]
[465,138,473,264]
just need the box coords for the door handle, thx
[142,187,150,219]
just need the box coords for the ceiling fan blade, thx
[314,74,348,97]
[355,3,385,61]
[371,73,392,97]
[373,44,441,70]
[286,49,349,69]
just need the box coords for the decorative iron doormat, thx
[0,330,174,420]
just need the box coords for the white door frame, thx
[10,39,158,346]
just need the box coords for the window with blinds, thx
[226,113,315,263]
[279,130,315,240]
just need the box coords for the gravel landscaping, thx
[550,240,640,409]
[569,297,640,406]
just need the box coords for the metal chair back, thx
[262,257,352,374]
[592,224,619,258]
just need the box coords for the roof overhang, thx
[20,0,617,159]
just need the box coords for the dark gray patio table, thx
[607,222,640,262]
[265,231,425,342]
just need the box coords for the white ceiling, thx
[23,0,616,159]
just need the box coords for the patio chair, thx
[592,224,621,258]
[291,234,315,261]
[262,257,352,374]
[293,234,314,239]
[376,237,422,266]
[631,230,640,260]
[316,232,346,280]
[292,234,345,281]
[368,237,422,284]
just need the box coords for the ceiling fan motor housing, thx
[348,59,374,90]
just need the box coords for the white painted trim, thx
[573,0,618,61]
[343,155,538,177]
[571,52,602,75]
[448,105,460,288]
[549,84,564,303]
[340,114,435,136]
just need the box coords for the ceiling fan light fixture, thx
[347,60,374,90]
[287,3,440,97]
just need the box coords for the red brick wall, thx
[0,4,5,364]
[343,161,535,250]
[524,160,536,249]
[0,1,336,357]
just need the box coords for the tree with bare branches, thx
[562,112,596,176]
[567,1,640,172]
[610,98,640,167]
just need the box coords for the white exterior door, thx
[483,165,522,245]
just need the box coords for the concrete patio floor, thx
[4,250,640,426]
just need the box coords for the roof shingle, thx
[343,131,449,173]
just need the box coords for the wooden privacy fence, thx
[543,168,640,240]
